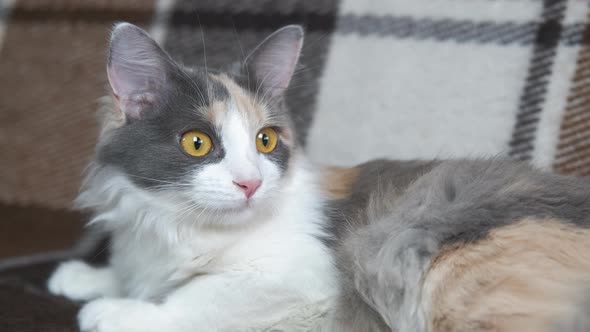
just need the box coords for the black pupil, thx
[193,136,203,150]
[261,134,269,147]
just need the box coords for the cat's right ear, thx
[244,25,303,98]
[107,23,173,120]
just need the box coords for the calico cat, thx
[47,23,590,332]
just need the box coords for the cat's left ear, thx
[244,25,303,98]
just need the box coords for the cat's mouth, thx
[173,187,267,219]
[197,199,265,225]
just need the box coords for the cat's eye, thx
[181,131,212,157]
[256,128,278,154]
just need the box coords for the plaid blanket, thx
[0,0,589,330]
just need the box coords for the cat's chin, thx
[167,190,274,227]
[219,201,260,217]
[200,200,272,226]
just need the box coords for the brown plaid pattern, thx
[0,0,589,330]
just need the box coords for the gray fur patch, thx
[323,159,437,246]
[263,127,292,175]
[98,69,229,189]
[326,159,590,331]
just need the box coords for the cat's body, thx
[50,157,336,332]
[77,157,333,303]
[324,159,590,331]
[47,23,590,332]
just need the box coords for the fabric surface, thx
[0,0,589,331]
[307,0,589,167]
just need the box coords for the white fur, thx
[48,260,119,301]
[48,104,338,331]
[187,109,277,221]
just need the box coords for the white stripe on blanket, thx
[308,35,531,165]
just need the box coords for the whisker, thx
[127,174,181,185]
[230,17,247,64]
[291,64,324,78]
[192,205,210,227]
[255,68,278,106]
[301,33,331,52]
[196,13,210,97]
[259,74,284,106]
[178,203,201,222]
[231,17,251,92]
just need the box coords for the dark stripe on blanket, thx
[335,14,585,46]
[508,0,567,161]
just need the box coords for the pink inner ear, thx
[248,26,303,97]
[107,61,162,101]
[255,40,301,91]
[107,63,125,98]
[107,62,157,119]
[106,23,171,119]
[118,92,157,119]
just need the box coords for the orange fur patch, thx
[320,166,360,200]
[423,218,590,332]
[209,74,265,125]
[205,100,228,128]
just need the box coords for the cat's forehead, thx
[204,73,268,129]
[174,69,288,133]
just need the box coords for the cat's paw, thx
[78,298,168,332]
[48,260,118,301]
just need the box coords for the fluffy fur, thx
[325,159,590,332]
[48,23,590,332]
[49,23,337,332]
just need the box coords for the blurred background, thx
[0,0,589,330]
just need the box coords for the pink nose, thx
[233,179,261,199]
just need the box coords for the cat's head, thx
[92,23,305,226]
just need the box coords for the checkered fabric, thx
[1,0,589,212]
[0,1,589,330]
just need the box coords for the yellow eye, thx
[181,131,212,157]
[256,128,278,153]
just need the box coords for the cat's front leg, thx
[159,271,327,331]
[48,260,119,301]
[78,298,171,332]
[77,271,328,332]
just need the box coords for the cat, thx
[48,23,336,332]
[47,23,590,332]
